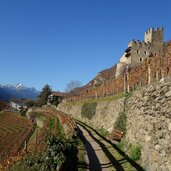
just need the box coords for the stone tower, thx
[144,27,164,43]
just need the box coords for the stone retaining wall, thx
[57,98,125,132]
[126,77,171,171]
[58,77,171,171]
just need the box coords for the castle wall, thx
[120,53,131,64]
[115,62,126,78]
[150,42,164,55]
[127,27,164,66]
[115,53,131,79]
[130,41,150,64]
[127,41,163,65]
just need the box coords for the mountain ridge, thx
[0,83,39,101]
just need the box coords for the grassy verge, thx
[48,117,55,131]
[77,138,87,171]
[96,127,109,137]
[65,92,128,106]
[57,117,65,137]
[117,139,142,161]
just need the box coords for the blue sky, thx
[0,0,171,91]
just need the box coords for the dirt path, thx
[77,121,144,171]
[78,124,112,171]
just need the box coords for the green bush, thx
[81,102,97,119]
[114,111,127,132]
[117,139,141,161]
[117,138,127,151]
[129,146,141,161]
[77,138,87,171]
[10,133,78,171]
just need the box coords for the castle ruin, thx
[115,27,164,78]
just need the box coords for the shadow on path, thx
[77,120,145,171]
[77,126,102,171]
[78,123,125,171]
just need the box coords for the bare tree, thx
[65,80,82,93]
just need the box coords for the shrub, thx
[117,138,127,151]
[10,134,78,171]
[117,140,141,161]
[81,102,97,119]
[114,111,127,132]
[129,146,141,161]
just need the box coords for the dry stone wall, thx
[126,77,171,171]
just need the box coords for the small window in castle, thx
[140,58,143,62]
[144,51,147,55]
[137,50,140,53]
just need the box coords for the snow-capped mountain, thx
[14,83,25,89]
[0,83,39,101]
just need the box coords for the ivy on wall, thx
[114,111,127,132]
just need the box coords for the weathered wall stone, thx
[57,103,82,120]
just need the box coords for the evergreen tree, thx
[37,84,52,106]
